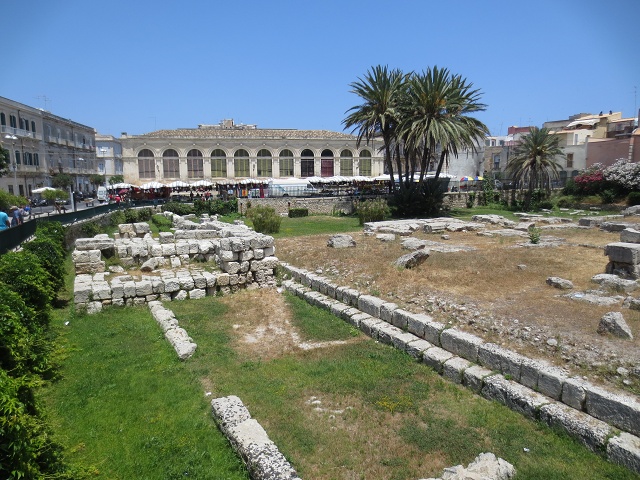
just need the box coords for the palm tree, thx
[399,67,488,185]
[506,127,564,206]
[343,65,406,192]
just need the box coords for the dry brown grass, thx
[277,222,640,391]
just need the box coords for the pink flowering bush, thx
[574,163,606,194]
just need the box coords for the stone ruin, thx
[605,227,640,279]
[72,212,278,313]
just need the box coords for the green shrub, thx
[466,192,476,208]
[538,200,553,210]
[247,206,281,234]
[0,286,39,376]
[288,208,308,218]
[0,251,53,330]
[562,179,579,196]
[599,189,616,204]
[80,221,101,237]
[162,201,195,216]
[109,210,126,226]
[627,191,640,206]
[151,214,173,232]
[193,198,238,216]
[124,208,139,223]
[137,208,153,221]
[355,198,390,225]
[22,237,66,293]
[35,221,66,250]
[528,226,541,244]
[555,196,575,208]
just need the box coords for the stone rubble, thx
[421,452,515,480]
[598,312,634,340]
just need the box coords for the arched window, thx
[279,149,294,177]
[163,149,179,178]
[340,149,353,176]
[187,149,203,178]
[211,149,227,177]
[234,149,250,177]
[359,150,372,176]
[301,149,314,177]
[321,149,334,177]
[138,149,155,178]
[257,149,272,177]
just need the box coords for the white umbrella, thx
[32,186,56,193]
[110,182,132,189]
[139,181,166,189]
[191,179,212,187]
[168,180,190,188]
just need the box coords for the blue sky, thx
[3,0,639,138]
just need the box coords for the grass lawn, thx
[44,289,639,479]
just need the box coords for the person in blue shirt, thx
[0,208,10,230]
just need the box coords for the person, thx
[0,207,10,231]
[10,206,23,226]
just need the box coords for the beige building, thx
[119,119,384,185]
[0,96,96,197]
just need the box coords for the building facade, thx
[96,134,124,184]
[0,96,97,197]
[119,119,384,185]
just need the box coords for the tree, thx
[89,174,105,188]
[109,174,124,186]
[0,146,10,177]
[51,173,73,190]
[506,127,564,208]
[398,66,488,186]
[343,65,406,192]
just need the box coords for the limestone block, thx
[478,343,507,372]
[592,273,639,293]
[220,249,237,262]
[123,281,137,298]
[92,282,112,301]
[463,365,493,393]
[72,249,102,264]
[165,327,197,360]
[222,261,240,274]
[228,274,239,286]
[561,377,589,410]
[390,308,411,330]
[75,237,114,251]
[173,290,188,301]
[87,301,102,314]
[160,244,176,256]
[405,339,433,360]
[149,244,163,257]
[423,319,445,346]
[539,402,611,453]
[607,432,640,475]
[110,282,125,299]
[376,323,405,346]
[391,331,419,352]
[190,274,205,289]
[240,261,250,273]
[74,283,92,303]
[112,298,125,306]
[341,288,361,307]
[605,242,640,265]
[357,295,386,318]
[482,375,549,420]
[159,232,174,244]
[423,347,454,374]
[164,278,180,293]
[189,288,206,300]
[334,286,347,303]
[585,385,640,437]
[133,222,150,236]
[188,241,200,255]
[497,349,526,382]
[249,235,275,249]
[202,271,217,288]
[253,248,264,260]
[175,241,189,256]
[379,302,398,323]
[199,240,215,254]
[621,228,640,244]
[358,317,384,337]
[211,395,252,434]
[135,281,153,297]
[443,357,472,384]
[264,246,275,257]
[537,365,567,400]
[329,302,351,319]
[440,329,483,363]
[170,256,182,268]
[303,291,324,308]
[217,273,230,286]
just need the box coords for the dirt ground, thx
[276,216,640,395]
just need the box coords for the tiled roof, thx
[137,128,357,141]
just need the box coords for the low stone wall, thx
[279,263,640,474]
[211,395,301,480]
[239,196,355,216]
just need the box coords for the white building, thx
[0,96,96,197]
[119,119,384,185]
